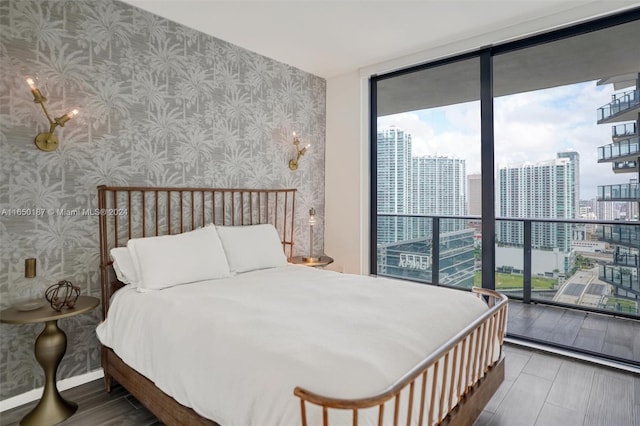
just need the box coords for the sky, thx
[378,80,634,200]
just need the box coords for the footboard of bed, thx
[294,287,508,426]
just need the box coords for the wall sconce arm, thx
[288,132,310,171]
[26,77,78,152]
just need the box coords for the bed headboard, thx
[97,185,296,319]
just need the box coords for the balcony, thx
[599,264,640,296]
[376,214,640,365]
[377,213,640,313]
[612,160,638,174]
[614,248,639,268]
[597,89,640,124]
[596,183,639,201]
[611,122,637,141]
[597,137,639,162]
[597,223,640,246]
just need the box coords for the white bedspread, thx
[96,265,490,425]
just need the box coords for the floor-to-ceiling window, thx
[371,8,640,328]
[373,56,481,289]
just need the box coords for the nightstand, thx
[0,295,99,426]
[291,255,334,268]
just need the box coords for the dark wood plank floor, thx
[0,381,161,426]
[476,344,639,426]
[1,344,637,426]
[507,300,640,366]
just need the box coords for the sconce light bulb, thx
[55,109,79,126]
[26,77,46,103]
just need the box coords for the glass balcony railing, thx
[614,251,639,268]
[597,223,640,246]
[599,264,639,294]
[611,122,637,140]
[597,89,639,122]
[597,137,640,161]
[612,160,638,173]
[376,214,640,317]
[597,183,640,201]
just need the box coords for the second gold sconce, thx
[26,77,79,152]
[288,132,310,171]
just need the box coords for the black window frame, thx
[369,7,640,294]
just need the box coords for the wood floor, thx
[475,343,639,426]
[1,343,638,426]
[507,300,640,366]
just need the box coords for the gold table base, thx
[21,320,78,426]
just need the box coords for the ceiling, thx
[123,1,640,79]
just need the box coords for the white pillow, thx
[216,224,287,273]
[127,226,230,291]
[110,247,139,286]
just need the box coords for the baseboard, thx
[0,369,104,413]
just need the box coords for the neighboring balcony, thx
[612,160,638,174]
[614,247,639,268]
[597,137,639,162]
[597,89,639,123]
[611,122,637,141]
[597,223,640,247]
[596,183,640,201]
[599,264,640,297]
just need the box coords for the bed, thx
[97,185,508,426]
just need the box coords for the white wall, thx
[325,72,369,274]
[325,1,640,274]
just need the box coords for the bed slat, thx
[98,185,297,320]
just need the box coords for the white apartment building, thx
[377,126,413,243]
[498,152,579,252]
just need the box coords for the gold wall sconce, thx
[26,77,79,152]
[288,132,310,170]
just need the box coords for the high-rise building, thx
[498,152,579,252]
[557,150,580,219]
[376,126,474,288]
[411,156,466,238]
[467,174,482,216]
[594,199,618,220]
[377,126,412,243]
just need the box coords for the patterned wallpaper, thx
[0,0,326,399]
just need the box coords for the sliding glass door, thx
[371,9,640,321]
[373,56,481,289]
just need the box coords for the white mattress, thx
[96,265,491,425]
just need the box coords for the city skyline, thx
[378,79,626,199]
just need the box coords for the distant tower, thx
[557,150,580,219]
[498,152,578,252]
[412,156,466,237]
[377,126,412,243]
[467,173,482,216]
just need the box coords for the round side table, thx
[291,255,334,268]
[0,295,100,426]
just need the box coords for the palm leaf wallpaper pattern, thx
[0,0,326,399]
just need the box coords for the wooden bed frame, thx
[98,185,508,426]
